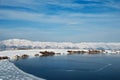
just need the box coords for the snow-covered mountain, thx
[0,39,120,50]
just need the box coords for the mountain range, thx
[0,39,120,50]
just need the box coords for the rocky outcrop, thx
[40,51,55,56]
[67,50,87,54]
[67,50,104,55]
[0,56,9,60]
[13,55,21,60]
[34,54,40,57]
[21,54,29,59]
[88,50,102,54]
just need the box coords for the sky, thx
[0,0,120,42]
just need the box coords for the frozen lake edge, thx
[0,60,45,80]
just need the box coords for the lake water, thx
[13,54,120,80]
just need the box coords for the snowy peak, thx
[0,39,120,50]
[0,39,33,46]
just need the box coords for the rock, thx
[0,56,9,60]
[67,50,86,54]
[21,54,29,59]
[34,54,39,57]
[88,50,101,54]
[13,55,21,60]
[40,51,55,56]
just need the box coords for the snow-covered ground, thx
[0,49,69,60]
[0,60,45,80]
[0,39,120,50]
[0,39,120,80]
[0,49,120,60]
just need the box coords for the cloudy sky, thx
[0,0,120,42]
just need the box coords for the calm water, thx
[13,54,120,80]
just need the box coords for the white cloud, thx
[0,0,120,42]
[0,0,120,30]
[104,0,120,9]
[0,9,119,25]
[1,0,120,11]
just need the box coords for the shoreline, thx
[0,49,120,60]
[0,49,68,60]
[0,49,120,80]
[0,60,45,80]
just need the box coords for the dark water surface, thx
[13,54,120,80]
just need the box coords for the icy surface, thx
[0,60,45,80]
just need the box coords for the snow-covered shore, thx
[0,49,120,60]
[0,49,69,60]
[0,39,120,59]
[0,49,120,80]
[0,60,45,80]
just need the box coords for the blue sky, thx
[0,0,120,42]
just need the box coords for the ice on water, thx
[0,60,45,80]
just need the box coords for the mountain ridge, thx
[0,39,120,50]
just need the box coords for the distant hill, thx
[0,39,120,50]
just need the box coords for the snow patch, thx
[0,60,45,80]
